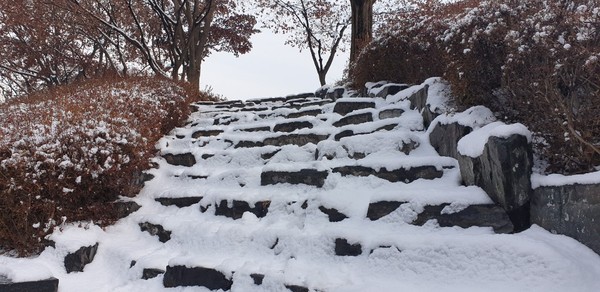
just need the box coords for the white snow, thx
[457,121,532,158]
[531,170,600,188]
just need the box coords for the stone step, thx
[367,201,513,233]
[413,204,514,233]
[162,153,196,167]
[163,266,232,290]
[261,169,328,187]
[286,108,322,119]
[273,120,314,132]
[333,112,373,127]
[155,196,203,208]
[333,100,376,116]
[0,276,59,292]
[200,200,271,219]
[332,165,444,183]
[191,129,223,138]
[263,133,329,147]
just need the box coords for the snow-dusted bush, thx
[0,77,195,255]
[352,0,600,173]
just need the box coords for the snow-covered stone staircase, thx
[4,80,600,292]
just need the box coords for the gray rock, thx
[64,243,99,273]
[376,123,398,132]
[422,104,441,129]
[531,183,600,255]
[334,130,354,141]
[408,85,429,112]
[286,284,309,292]
[0,276,59,292]
[261,169,329,187]
[318,206,348,222]
[332,165,444,183]
[366,201,404,220]
[333,101,375,116]
[163,153,196,167]
[287,109,322,118]
[113,201,141,219]
[373,84,410,98]
[239,126,271,132]
[413,204,514,233]
[378,108,404,120]
[458,134,532,231]
[261,149,281,160]
[326,87,345,100]
[240,106,269,112]
[429,122,473,159]
[263,134,328,147]
[139,222,171,243]
[285,93,314,100]
[155,196,203,208]
[234,140,265,148]
[142,268,165,280]
[315,87,329,98]
[213,200,271,219]
[250,274,264,285]
[333,112,373,127]
[251,97,286,104]
[192,130,223,139]
[334,238,362,256]
[291,100,332,109]
[163,266,232,290]
[273,121,313,133]
[400,140,420,155]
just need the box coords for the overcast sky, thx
[202,30,349,101]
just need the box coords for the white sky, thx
[202,30,349,101]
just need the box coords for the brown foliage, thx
[0,76,197,255]
[350,0,600,173]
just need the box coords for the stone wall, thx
[531,183,600,254]
[425,97,599,254]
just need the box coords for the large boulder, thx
[458,134,533,231]
[531,182,600,254]
[429,122,473,159]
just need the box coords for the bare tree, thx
[67,0,258,91]
[259,0,350,86]
[0,1,124,98]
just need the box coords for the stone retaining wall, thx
[422,89,599,254]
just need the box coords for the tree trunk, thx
[318,71,327,86]
[349,0,375,64]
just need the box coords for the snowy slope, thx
[1,79,600,292]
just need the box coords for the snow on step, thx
[4,86,599,292]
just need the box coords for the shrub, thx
[0,76,199,255]
[351,0,600,173]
